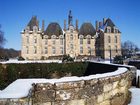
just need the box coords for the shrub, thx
[113,55,123,64]
[18,56,25,61]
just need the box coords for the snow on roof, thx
[0,67,127,99]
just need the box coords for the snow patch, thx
[129,87,140,105]
[0,67,127,99]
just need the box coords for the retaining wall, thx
[32,67,135,105]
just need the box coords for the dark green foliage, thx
[113,55,123,64]
[0,62,88,89]
[18,56,25,61]
[62,55,74,62]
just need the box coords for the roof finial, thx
[68,10,73,26]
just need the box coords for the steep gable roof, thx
[104,18,121,33]
[27,16,38,31]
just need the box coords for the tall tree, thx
[0,25,6,48]
[122,40,140,58]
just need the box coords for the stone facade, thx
[21,11,121,60]
[31,67,135,105]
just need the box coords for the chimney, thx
[99,22,103,27]
[76,19,78,31]
[103,18,107,24]
[64,19,66,31]
[42,20,45,32]
[95,21,99,31]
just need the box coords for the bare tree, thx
[122,40,140,58]
[0,25,6,48]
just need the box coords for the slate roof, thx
[104,18,121,33]
[44,22,63,37]
[27,16,38,31]
[79,23,96,36]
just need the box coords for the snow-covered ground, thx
[0,67,127,98]
[0,59,62,64]
[129,87,140,105]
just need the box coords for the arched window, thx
[108,36,111,43]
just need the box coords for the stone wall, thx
[32,67,135,105]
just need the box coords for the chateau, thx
[21,11,121,60]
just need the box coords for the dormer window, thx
[25,27,30,33]
[70,29,73,33]
[107,27,111,33]
[33,26,38,33]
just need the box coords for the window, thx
[70,29,73,33]
[115,46,118,53]
[26,46,29,54]
[88,47,91,54]
[52,39,55,45]
[33,26,38,33]
[107,28,111,33]
[80,46,83,54]
[52,47,56,54]
[70,34,73,40]
[60,47,63,54]
[45,39,47,45]
[87,38,91,44]
[60,38,63,45]
[45,47,48,54]
[108,36,111,43]
[34,46,37,54]
[115,36,117,43]
[115,29,118,33]
[34,37,37,43]
[26,36,29,43]
[70,44,73,50]
[108,46,111,52]
[80,38,83,45]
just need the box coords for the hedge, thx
[0,62,88,89]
